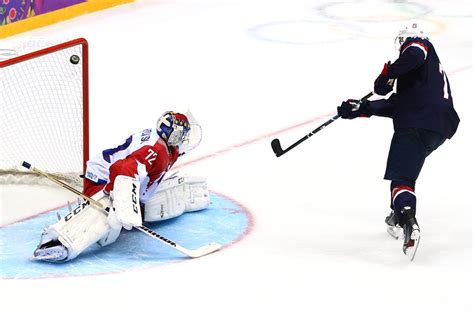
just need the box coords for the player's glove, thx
[374,62,395,96]
[337,99,371,119]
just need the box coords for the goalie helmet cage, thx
[0,38,89,188]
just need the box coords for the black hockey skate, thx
[400,206,420,261]
[385,210,402,239]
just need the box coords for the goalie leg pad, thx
[97,226,122,247]
[144,175,210,222]
[184,176,210,212]
[110,175,142,230]
[37,191,121,261]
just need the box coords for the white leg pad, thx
[97,226,122,247]
[144,175,209,222]
[110,175,142,230]
[184,176,210,212]
[44,191,121,261]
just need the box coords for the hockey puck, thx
[70,55,80,64]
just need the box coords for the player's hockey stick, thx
[21,161,222,258]
[271,92,373,157]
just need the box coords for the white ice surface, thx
[0,185,77,225]
[0,0,472,314]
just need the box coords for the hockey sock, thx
[391,185,417,218]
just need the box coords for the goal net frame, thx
[0,38,89,188]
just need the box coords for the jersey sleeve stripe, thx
[402,42,428,60]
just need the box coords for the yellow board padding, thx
[0,0,135,39]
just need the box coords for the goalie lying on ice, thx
[33,111,209,262]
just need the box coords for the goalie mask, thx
[394,23,429,51]
[157,111,202,154]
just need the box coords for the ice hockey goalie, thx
[33,111,210,262]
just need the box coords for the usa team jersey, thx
[370,37,460,139]
[85,128,179,203]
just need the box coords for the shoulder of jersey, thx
[401,38,430,59]
[152,136,171,154]
[133,128,158,144]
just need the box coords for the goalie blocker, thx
[33,175,210,262]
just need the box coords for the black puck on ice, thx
[70,55,80,64]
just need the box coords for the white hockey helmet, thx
[394,23,429,51]
[157,111,191,148]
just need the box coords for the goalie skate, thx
[33,240,68,262]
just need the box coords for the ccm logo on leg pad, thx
[132,183,138,214]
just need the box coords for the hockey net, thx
[0,38,89,189]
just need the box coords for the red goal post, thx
[0,38,89,188]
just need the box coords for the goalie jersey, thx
[371,37,460,139]
[85,128,179,203]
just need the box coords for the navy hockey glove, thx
[374,62,395,96]
[337,99,370,119]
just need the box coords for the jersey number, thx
[439,63,449,100]
[145,148,157,165]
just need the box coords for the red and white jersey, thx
[85,128,179,203]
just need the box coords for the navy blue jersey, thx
[369,37,460,139]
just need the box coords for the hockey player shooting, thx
[33,111,211,262]
[336,24,460,260]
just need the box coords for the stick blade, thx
[271,139,284,157]
[187,242,222,258]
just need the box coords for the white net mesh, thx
[0,39,88,188]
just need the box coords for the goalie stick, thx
[21,161,222,258]
[271,92,373,157]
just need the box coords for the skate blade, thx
[403,230,421,262]
[32,253,64,261]
[386,225,402,239]
[33,247,67,262]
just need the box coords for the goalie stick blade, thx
[271,139,284,157]
[182,242,223,258]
